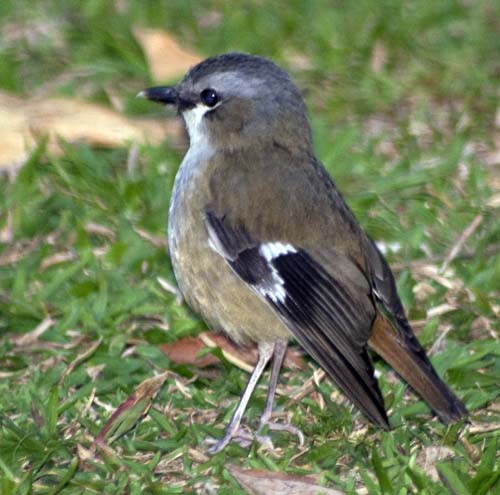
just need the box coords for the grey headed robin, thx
[140,53,467,453]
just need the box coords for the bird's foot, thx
[205,420,304,454]
[205,426,254,454]
[258,419,305,447]
[205,427,275,453]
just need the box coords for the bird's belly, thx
[168,176,289,345]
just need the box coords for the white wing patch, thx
[258,243,297,303]
[205,233,297,304]
[259,242,296,261]
[258,269,287,303]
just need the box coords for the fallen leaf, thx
[93,371,169,448]
[200,332,258,373]
[0,91,183,169]
[161,332,305,373]
[227,465,344,495]
[202,332,306,372]
[161,336,220,368]
[133,26,202,82]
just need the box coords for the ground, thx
[0,1,499,494]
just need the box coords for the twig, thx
[13,318,55,347]
[440,214,483,272]
[59,337,103,384]
[134,226,168,249]
[288,368,326,404]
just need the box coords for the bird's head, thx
[140,53,312,152]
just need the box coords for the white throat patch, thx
[182,103,219,147]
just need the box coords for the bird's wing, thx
[205,211,390,428]
[363,237,468,422]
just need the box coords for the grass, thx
[0,0,499,493]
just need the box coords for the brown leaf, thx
[227,465,344,495]
[202,332,306,371]
[161,333,306,372]
[160,336,221,368]
[133,26,202,82]
[0,91,183,169]
[93,371,169,448]
[200,332,259,372]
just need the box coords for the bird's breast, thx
[167,144,289,344]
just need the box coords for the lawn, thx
[0,1,499,494]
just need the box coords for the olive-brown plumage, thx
[141,53,467,452]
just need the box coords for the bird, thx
[140,53,467,453]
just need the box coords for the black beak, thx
[138,86,177,105]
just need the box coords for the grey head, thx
[141,53,312,151]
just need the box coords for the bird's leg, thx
[256,339,304,447]
[206,341,275,454]
[258,339,287,427]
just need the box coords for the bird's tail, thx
[368,313,467,423]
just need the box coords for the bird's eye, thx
[200,88,219,107]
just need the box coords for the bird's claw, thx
[204,427,253,454]
[204,420,303,454]
[259,420,305,447]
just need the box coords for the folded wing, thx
[205,211,390,428]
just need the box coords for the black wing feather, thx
[205,212,390,428]
[269,251,388,427]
